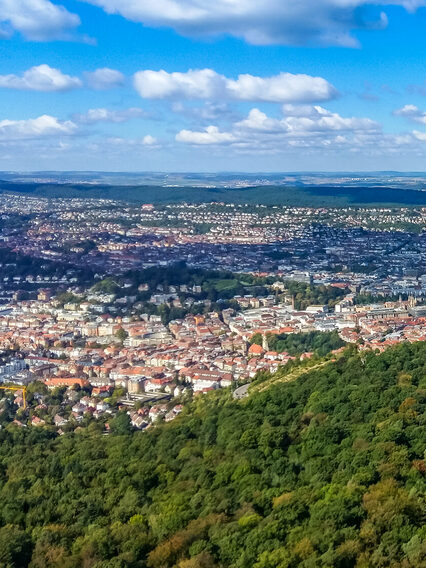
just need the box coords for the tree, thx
[0,525,32,567]
[0,341,422,566]
[109,411,132,435]
[115,328,128,343]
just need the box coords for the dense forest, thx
[283,282,348,311]
[250,330,345,357]
[96,264,348,307]
[2,181,426,207]
[0,342,424,567]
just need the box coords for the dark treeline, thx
[284,281,349,310]
[0,342,424,566]
[354,293,409,305]
[91,265,349,324]
[99,263,348,305]
[251,330,345,356]
[0,248,96,288]
[2,181,426,207]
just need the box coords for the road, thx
[233,383,250,399]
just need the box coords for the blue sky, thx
[1,0,426,171]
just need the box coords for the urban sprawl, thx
[0,193,426,431]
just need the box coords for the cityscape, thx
[0,192,426,432]
[0,0,425,566]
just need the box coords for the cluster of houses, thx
[0,281,426,431]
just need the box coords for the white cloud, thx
[412,130,426,141]
[106,136,160,148]
[176,105,380,149]
[394,104,426,124]
[237,106,379,134]
[235,108,285,133]
[82,0,426,47]
[228,74,337,103]
[0,65,129,92]
[73,107,146,124]
[0,115,78,140]
[134,69,337,103]
[134,69,226,100]
[142,135,158,145]
[176,126,236,145]
[0,65,82,92]
[0,0,80,41]
[84,68,125,90]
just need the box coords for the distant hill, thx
[2,179,426,207]
[0,342,424,566]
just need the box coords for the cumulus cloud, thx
[176,126,236,145]
[0,115,78,140]
[229,73,337,103]
[0,0,80,41]
[412,130,426,141]
[0,65,82,92]
[134,69,225,100]
[84,68,125,90]
[134,69,337,103]
[237,106,379,134]
[0,65,129,92]
[394,104,426,124]
[176,105,381,149]
[73,107,146,124]
[106,135,160,148]
[142,135,158,145]
[82,0,426,47]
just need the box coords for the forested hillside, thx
[2,181,426,207]
[0,343,424,567]
[250,330,345,357]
